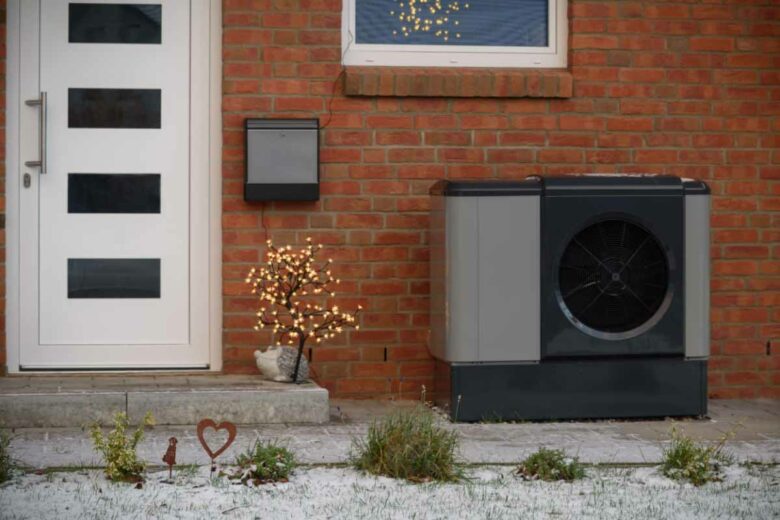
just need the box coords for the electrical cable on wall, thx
[257,31,354,243]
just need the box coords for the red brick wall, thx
[0,1,777,399]
[221,0,779,399]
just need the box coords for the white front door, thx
[16,0,213,369]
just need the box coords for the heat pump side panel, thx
[477,196,541,362]
[444,197,480,362]
[685,193,711,359]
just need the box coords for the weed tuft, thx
[661,427,732,486]
[0,431,12,483]
[351,405,463,483]
[89,411,155,483]
[232,439,296,485]
[516,447,585,482]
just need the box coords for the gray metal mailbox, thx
[245,118,319,201]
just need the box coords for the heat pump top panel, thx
[430,179,543,197]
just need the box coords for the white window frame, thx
[342,0,567,68]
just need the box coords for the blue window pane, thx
[356,0,548,47]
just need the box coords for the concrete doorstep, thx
[0,375,329,427]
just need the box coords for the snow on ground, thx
[1,464,779,520]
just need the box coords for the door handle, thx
[25,91,47,174]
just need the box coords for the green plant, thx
[351,405,463,483]
[0,430,13,483]
[231,439,296,485]
[89,411,155,482]
[516,448,585,482]
[661,427,732,486]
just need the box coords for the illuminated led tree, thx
[245,238,361,383]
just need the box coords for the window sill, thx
[344,67,573,99]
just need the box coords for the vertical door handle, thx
[25,91,47,174]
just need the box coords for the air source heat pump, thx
[429,176,710,421]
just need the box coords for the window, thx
[67,259,161,299]
[69,4,162,44]
[342,0,567,68]
[68,174,161,214]
[68,88,161,129]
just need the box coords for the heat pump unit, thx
[429,176,710,421]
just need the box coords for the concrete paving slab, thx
[3,399,778,468]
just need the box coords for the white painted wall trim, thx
[4,0,223,373]
[5,0,22,374]
[208,0,224,372]
[342,0,568,68]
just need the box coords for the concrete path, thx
[4,399,778,469]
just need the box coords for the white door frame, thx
[5,0,223,372]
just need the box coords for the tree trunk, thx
[291,336,306,383]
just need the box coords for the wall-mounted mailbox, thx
[245,118,319,201]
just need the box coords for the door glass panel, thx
[68,88,161,129]
[69,173,161,213]
[68,259,161,298]
[69,3,162,44]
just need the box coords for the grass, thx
[351,405,463,483]
[661,427,733,486]
[0,431,12,483]
[516,447,585,482]
[231,439,296,485]
[89,411,155,483]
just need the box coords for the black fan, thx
[558,219,669,335]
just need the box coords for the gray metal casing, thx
[430,177,710,366]
[244,119,319,201]
[430,181,541,363]
[684,189,711,359]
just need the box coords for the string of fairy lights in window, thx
[390,0,470,41]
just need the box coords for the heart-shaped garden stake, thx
[196,418,237,472]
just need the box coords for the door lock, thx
[23,173,31,189]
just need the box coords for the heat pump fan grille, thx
[558,219,669,334]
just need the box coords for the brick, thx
[607,117,654,132]
[572,35,619,49]
[538,150,584,163]
[690,37,735,52]
[487,150,534,163]
[336,379,390,395]
[559,115,606,131]
[262,13,308,28]
[376,131,421,146]
[510,116,558,130]
[644,5,690,19]
[460,115,509,130]
[335,214,383,229]
[620,100,666,115]
[618,69,666,83]
[366,115,414,129]
[224,28,272,45]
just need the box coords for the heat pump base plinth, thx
[436,358,707,422]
